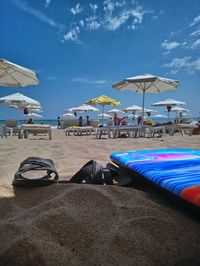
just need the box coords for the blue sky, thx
[0,0,200,119]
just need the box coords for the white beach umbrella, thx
[65,104,99,113]
[127,114,138,119]
[170,106,190,121]
[152,99,186,107]
[142,108,158,114]
[152,99,186,120]
[97,113,112,119]
[106,108,123,114]
[0,93,40,107]
[153,114,167,118]
[112,74,179,123]
[29,108,43,113]
[0,58,39,87]
[170,106,190,112]
[62,113,77,119]
[124,105,142,112]
[27,113,42,119]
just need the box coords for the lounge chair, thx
[5,120,18,135]
[18,124,52,140]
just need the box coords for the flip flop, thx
[69,160,104,184]
[106,163,133,186]
[12,157,59,187]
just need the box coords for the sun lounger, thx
[170,124,198,136]
[110,148,200,215]
[18,124,52,140]
[5,120,18,135]
[65,126,93,136]
[141,125,166,137]
[0,126,7,138]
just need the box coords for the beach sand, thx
[0,131,200,265]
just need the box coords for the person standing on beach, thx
[86,115,91,126]
[79,116,83,127]
[57,116,61,129]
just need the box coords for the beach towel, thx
[110,148,200,211]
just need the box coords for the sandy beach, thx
[0,131,200,265]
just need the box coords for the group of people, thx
[57,115,91,128]
[78,116,91,127]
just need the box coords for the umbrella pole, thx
[142,90,145,125]
[102,105,104,124]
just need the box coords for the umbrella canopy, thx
[0,58,39,87]
[27,113,42,119]
[152,99,186,107]
[65,104,99,113]
[152,99,186,121]
[141,108,158,114]
[153,114,167,118]
[112,74,179,122]
[29,108,43,113]
[0,93,40,107]
[106,108,123,114]
[124,105,142,112]
[86,95,120,120]
[170,106,190,112]
[97,113,112,119]
[86,95,120,107]
[62,113,77,119]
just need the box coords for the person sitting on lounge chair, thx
[27,118,34,124]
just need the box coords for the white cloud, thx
[161,40,180,51]
[190,29,200,37]
[72,78,108,85]
[45,0,51,8]
[70,3,83,15]
[47,75,56,80]
[79,20,85,27]
[163,56,200,73]
[190,14,200,27]
[85,16,101,30]
[12,0,64,30]
[191,39,200,49]
[104,10,129,31]
[63,26,80,43]
[63,1,152,43]
[89,3,98,12]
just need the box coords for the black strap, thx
[12,158,133,187]
[13,157,59,187]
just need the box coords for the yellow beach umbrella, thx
[85,95,120,121]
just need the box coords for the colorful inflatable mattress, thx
[110,148,200,211]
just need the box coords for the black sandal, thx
[12,158,132,187]
[12,157,59,187]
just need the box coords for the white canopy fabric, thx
[124,105,142,112]
[106,108,123,114]
[152,99,186,121]
[97,113,112,119]
[112,74,179,121]
[29,108,43,113]
[140,108,158,114]
[27,113,42,118]
[152,99,186,107]
[153,114,167,118]
[0,93,40,107]
[0,58,39,87]
[66,104,99,113]
[62,113,77,118]
[170,106,190,112]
